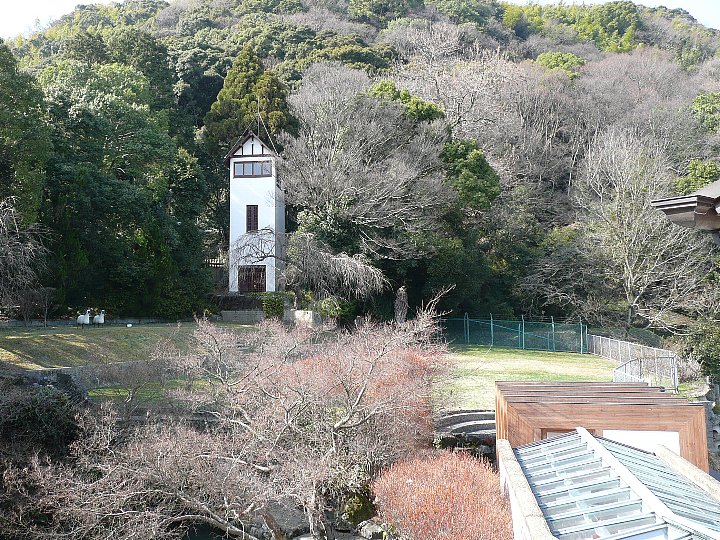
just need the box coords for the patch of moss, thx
[343,488,375,526]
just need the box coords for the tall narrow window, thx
[246,205,259,232]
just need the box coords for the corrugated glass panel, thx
[534,466,612,486]
[514,431,720,539]
[599,437,720,534]
[554,513,659,539]
[540,488,635,512]
[531,458,604,481]
[549,501,645,530]
[536,469,616,494]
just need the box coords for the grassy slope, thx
[437,345,617,411]
[0,324,200,372]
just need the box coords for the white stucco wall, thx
[227,135,285,293]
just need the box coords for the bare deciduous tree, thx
[279,63,453,260]
[230,228,387,300]
[0,198,46,310]
[526,128,718,330]
[284,232,387,299]
[395,49,520,143]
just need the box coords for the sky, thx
[0,0,718,40]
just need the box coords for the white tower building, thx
[225,132,285,293]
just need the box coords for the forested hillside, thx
[2,0,720,330]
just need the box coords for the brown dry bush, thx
[373,451,512,540]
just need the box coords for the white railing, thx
[587,334,679,392]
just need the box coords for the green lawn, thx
[0,323,250,372]
[2,326,617,412]
[436,345,617,411]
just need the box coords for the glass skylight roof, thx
[600,438,720,535]
[514,430,720,540]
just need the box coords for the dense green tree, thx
[442,140,500,210]
[500,1,639,52]
[0,40,50,223]
[172,46,229,126]
[349,0,423,27]
[234,0,303,17]
[370,80,444,121]
[62,31,109,64]
[675,160,720,194]
[501,4,537,38]
[535,52,585,79]
[38,60,208,316]
[434,0,498,26]
[107,28,175,111]
[692,92,720,132]
[308,39,393,74]
[203,46,294,155]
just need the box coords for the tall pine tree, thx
[203,46,294,155]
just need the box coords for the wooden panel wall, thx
[495,382,709,471]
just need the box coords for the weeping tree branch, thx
[284,232,387,300]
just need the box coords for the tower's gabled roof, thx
[224,130,275,166]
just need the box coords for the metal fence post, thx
[551,316,556,352]
[490,313,494,347]
[521,315,525,350]
[518,322,522,349]
[579,320,584,354]
[464,312,469,345]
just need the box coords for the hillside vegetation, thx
[1,0,719,338]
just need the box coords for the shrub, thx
[0,383,79,454]
[343,487,375,526]
[261,292,289,319]
[373,451,512,540]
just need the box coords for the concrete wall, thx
[290,310,323,327]
[220,309,323,327]
[221,310,265,324]
[496,440,556,540]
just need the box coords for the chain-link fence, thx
[443,315,588,353]
[587,334,680,391]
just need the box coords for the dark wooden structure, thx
[651,178,720,242]
[495,381,709,471]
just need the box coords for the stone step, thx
[442,419,496,434]
[434,409,497,448]
[435,411,495,429]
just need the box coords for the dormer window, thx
[233,160,272,178]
